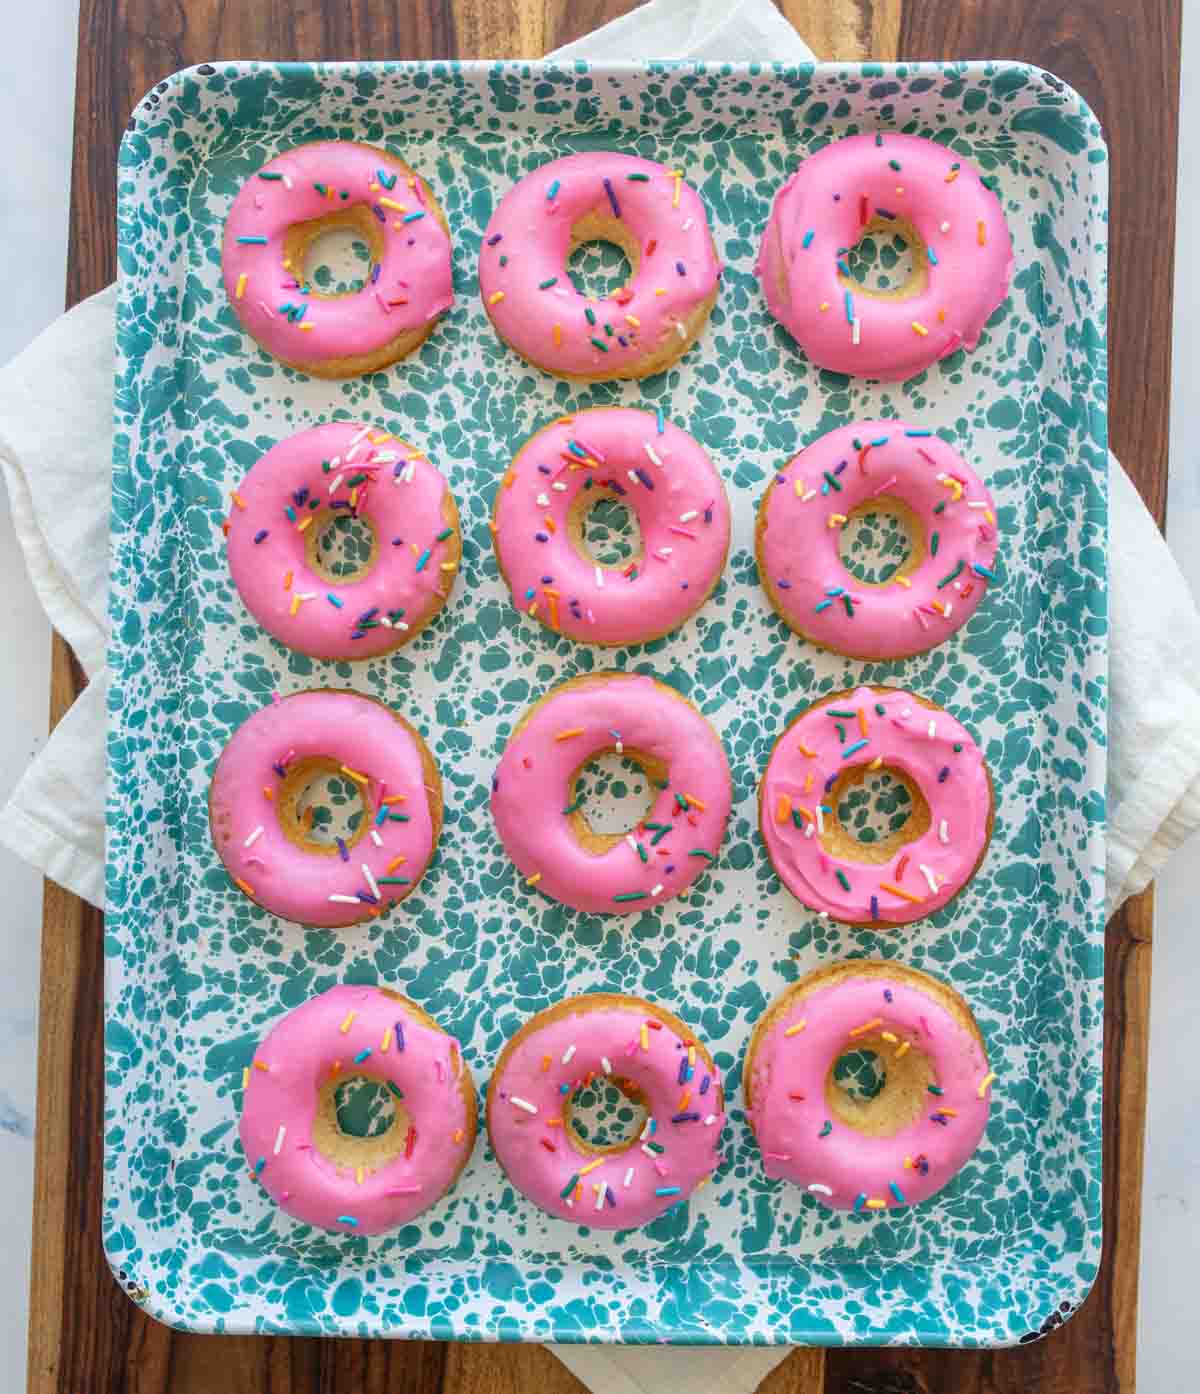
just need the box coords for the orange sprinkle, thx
[849,1016,883,1039]
[385,855,406,873]
[544,514,557,534]
[379,197,407,212]
[242,1068,249,1089]
[349,487,358,507]
[879,881,926,904]
[868,757,882,772]
[355,1166,364,1186]
[938,308,947,322]
[798,743,817,758]
[881,1031,898,1043]
[553,323,562,346]
[775,794,793,824]
[283,570,293,591]
[234,878,255,897]
[683,793,707,811]
[547,1117,563,1127]
[503,469,516,488]
[555,727,584,741]
[253,1059,269,1072]
[678,1089,691,1111]
[977,220,986,245]
[857,709,869,738]
[231,492,247,510]
[804,773,813,793]
[329,1060,341,1077]
[672,174,682,208]
[796,806,814,824]
[382,794,407,805]
[579,1157,605,1177]
[945,169,960,183]
[937,1107,960,1118]
[819,301,829,312]
[526,871,543,885]
[625,314,641,327]
[453,1128,465,1143]
[297,515,314,532]
[298,323,314,332]
[932,600,947,616]
[542,1055,551,1072]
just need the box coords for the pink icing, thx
[221,141,453,366]
[493,408,730,645]
[760,420,999,659]
[761,686,991,925]
[240,985,474,1235]
[490,675,731,914]
[488,998,723,1229]
[478,153,720,377]
[746,970,992,1210]
[210,690,438,927]
[225,421,458,660]
[756,133,1013,380]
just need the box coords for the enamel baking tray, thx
[108,59,1108,1346]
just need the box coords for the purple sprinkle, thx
[407,238,415,246]
[635,468,655,490]
[392,536,404,545]
[272,762,287,778]
[608,480,628,497]
[535,532,549,542]
[350,630,366,640]
[618,334,629,347]
[931,1114,949,1126]
[395,1020,405,1051]
[541,575,553,584]
[487,233,503,246]
[871,895,879,920]
[876,207,897,219]
[703,508,713,524]
[492,775,499,792]
[777,579,792,589]
[938,766,950,783]
[370,264,382,283]
[605,1185,617,1207]
[603,176,621,218]
[833,192,841,201]
[336,837,349,863]
[884,989,894,1002]
[699,1074,711,1095]
[676,260,686,275]
[679,583,688,591]
[253,529,268,544]
[665,864,676,873]
[360,608,379,622]
[777,473,788,484]
[537,464,551,474]
[356,890,379,904]
[677,1057,688,1085]
[371,203,386,223]
[672,1112,701,1123]
[835,460,848,475]
[824,774,837,792]
[329,499,351,510]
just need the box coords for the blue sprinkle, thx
[656,408,665,434]
[871,895,879,920]
[884,989,894,1002]
[889,1181,906,1203]
[547,179,560,199]
[537,464,551,475]
[353,1048,372,1063]
[837,260,851,276]
[371,203,386,223]
[655,1186,682,1197]
[254,1157,265,1174]
[905,429,933,437]
[253,529,268,544]
[402,211,425,223]
[928,247,939,266]
[327,594,343,608]
[375,806,389,826]
[802,228,815,248]
[370,263,382,283]
[871,436,889,446]
[973,562,997,581]
[854,1193,866,1212]
[414,548,431,572]
[337,1215,359,1226]
[699,1074,711,1095]
[815,599,833,613]
[938,766,950,783]
[842,739,869,759]
[844,290,854,323]
[236,235,268,245]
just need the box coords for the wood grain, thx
[37,0,1174,1389]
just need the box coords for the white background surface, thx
[0,4,1195,1388]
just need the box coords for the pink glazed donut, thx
[240,984,477,1235]
[222,141,454,378]
[209,690,443,928]
[756,420,1000,660]
[479,153,721,380]
[225,421,461,661]
[492,408,731,645]
[744,961,994,1212]
[487,994,724,1228]
[757,133,1013,380]
[759,686,993,926]
[490,673,732,914]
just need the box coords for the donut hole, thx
[307,509,379,584]
[312,1071,410,1173]
[569,488,644,569]
[566,1075,648,1156]
[822,762,930,865]
[837,499,923,587]
[277,758,371,856]
[824,1035,933,1137]
[566,749,664,852]
[284,206,383,299]
[566,210,639,302]
[837,215,928,302]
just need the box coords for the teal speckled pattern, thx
[109,61,1108,1346]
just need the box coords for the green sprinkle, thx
[613,891,647,902]
[499,254,508,267]
[936,560,965,589]
[835,870,851,892]
[889,159,902,171]
[313,183,327,195]
[637,843,649,863]
[585,307,597,325]
[928,1084,944,1096]
[688,849,716,862]
[347,473,368,487]
[650,825,671,846]
[590,337,609,353]
[819,1120,833,1138]
[933,499,947,514]
[843,594,855,618]
[675,793,689,811]
[435,527,453,542]
[875,704,886,716]
[834,723,847,743]
[930,530,940,557]
[626,172,651,181]
[792,809,805,830]
[258,171,284,181]
[953,742,964,752]
[387,1080,405,1098]
[321,460,331,472]
[388,813,411,823]
[378,877,411,885]
[823,470,843,492]
[826,708,858,718]
[644,1140,665,1154]
[560,1174,580,1199]
[538,277,558,289]
[562,799,583,815]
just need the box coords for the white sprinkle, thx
[348,425,372,450]
[377,617,393,629]
[330,456,342,469]
[244,825,264,848]
[615,739,624,754]
[940,220,950,233]
[594,566,605,589]
[640,1119,654,1140]
[704,1114,717,1126]
[329,894,360,905]
[402,462,416,484]
[644,442,663,467]
[625,834,639,855]
[938,819,949,844]
[369,829,383,847]
[801,488,818,502]
[565,1198,574,1208]
[967,500,990,509]
[650,883,664,897]
[561,1044,577,1065]
[601,1056,612,1074]
[623,1166,635,1188]
[852,316,861,345]
[595,1183,606,1211]
[394,619,410,631]
[942,601,954,618]
[510,1096,538,1114]
[901,706,912,718]
[815,805,825,836]
[927,720,937,739]
[808,1182,833,1196]
[804,822,815,839]
[656,547,673,558]
[675,320,686,339]
[918,863,940,895]
[536,492,550,507]
[362,862,381,900]
[282,174,293,190]
[294,592,316,601]
[552,481,568,491]
[642,1144,658,1157]
[373,451,397,464]
[679,509,698,523]
[628,469,640,486]
[273,1124,287,1155]
[682,216,693,230]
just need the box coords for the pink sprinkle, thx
[280,1190,289,1200]
[920,1014,934,1038]
[435,1059,445,1082]
[271,692,281,704]
[396,279,410,288]
[917,605,939,616]
[245,855,266,868]
[764,1152,792,1161]
[653,1160,670,1177]
[376,290,391,314]
[586,608,596,624]
[385,1185,421,1195]
[653,550,671,562]
[818,853,829,874]
[296,1144,312,1151]
[870,474,898,497]
[914,609,930,630]
[257,300,276,319]
[668,526,697,540]
[376,780,387,808]
[978,525,994,542]
[917,448,937,465]
[414,181,426,207]
[625,1039,639,1056]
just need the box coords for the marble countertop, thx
[0,4,1195,1386]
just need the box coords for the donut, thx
[479,153,720,380]
[240,984,477,1234]
[225,421,460,661]
[487,993,724,1228]
[755,420,999,659]
[209,689,443,927]
[492,408,731,645]
[758,685,992,926]
[222,141,454,378]
[756,133,1013,380]
[491,673,732,914]
[743,961,993,1211]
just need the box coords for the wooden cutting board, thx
[31,1,1174,1389]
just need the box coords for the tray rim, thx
[107,55,1110,1349]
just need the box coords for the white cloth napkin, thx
[0,1,1193,1389]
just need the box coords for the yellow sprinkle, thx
[819,301,830,312]
[579,1157,605,1177]
[526,871,543,885]
[640,1024,649,1051]
[381,1027,392,1052]
[977,1071,997,1098]
[775,794,793,824]
[881,1031,898,1044]
[281,258,292,270]
[688,1045,696,1067]
[849,1017,884,1039]
[386,855,406,873]
[784,1020,807,1038]
[672,174,682,208]
[977,220,986,245]
[553,323,562,345]
[298,322,314,332]
[894,1041,911,1059]
[542,1054,550,1072]
[866,1198,888,1210]
[378,197,407,212]
[339,764,369,785]
[235,273,247,300]
[880,881,926,904]
[868,757,882,771]
[356,1166,364,1185]
[827,512,848,528]
[488,290,506,306]
[453,1128,464,1143]
[984,509,995,525]
[370,433,393,445]
[798,743,817,758]
[528,601,539,618]
[893,576,912,589]
[555,727,584,741]
[794,480,807,498]
[655,287,666,296]
[242,1068,250,1088]
[625,314,641,327]
[234,877,255,897]
[297,515,314,532]
[283,570,293,591]
[911,321,929,337]
[796,806,814,824]
[349,487,358,508]
[904,1156,913,1169]
[289,596,301,617]
[231,492,247,510]
[858,709,869,738]
[440,561,457,572]
[339,1011,357,1034]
